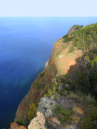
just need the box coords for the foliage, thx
[17,118,23,125]
[63,34,73,43]
[40,71,45,78]
[52,104,73,124]
[44,83,58,97]
[27,103,37,122]
[44,88,53,97]
[33,81,45,89]
[69,23,97,52]
[68,44,75,53]
[79,105,97,129]
[75,25,83,30]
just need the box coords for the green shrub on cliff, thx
[52,104,73,124]
[40,71,45,78]
[68,44,75,53]
[79,105,97,129]
[17,118,23,125]
[27,103,37,122]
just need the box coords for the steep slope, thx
[12,23,97,129]
[14,26,82,125]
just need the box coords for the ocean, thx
[0,17,97,128]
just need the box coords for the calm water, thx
[0,17,97,128]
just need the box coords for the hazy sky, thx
[0,0,97,17]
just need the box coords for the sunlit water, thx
[0,17,97,128]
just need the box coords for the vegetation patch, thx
[40,71,45,78]
[44,83,58,97]
[68,44,75,53]
[63,34,74,43]
[27,103,37,122]
[52,104,73,124]
[17,118,23,125]
[79,105,97,129]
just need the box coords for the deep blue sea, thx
[0,17,97,128]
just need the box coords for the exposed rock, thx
[58,83,64,92]
[93,120,97,126]
[10,122,26,129]
[38,97,57,118]
[28,111,46,129]
[67,25,78,34]
[45,116,60,129]
[64,84,70,88]
[59,55,63,58]
[45,60,49,68]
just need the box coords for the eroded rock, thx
[38,97,57,118]
[28,111,46,129]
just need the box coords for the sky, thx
[0,0,97,17]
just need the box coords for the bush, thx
[44,88,53,97]
[40,72,45,78]
[63,34,73,43]
[52,104,73,124]
[17,118,23,125]
[68,44,75,53]
[27,103,37,122]
[79,105,97,129]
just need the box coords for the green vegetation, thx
[75,25,83,30]
[79,105,97,129]
[70,23,97,52]
[40,71,45,78]
[68,44,75,53]
[63,25,83,43]
[60,23,97,99]
[52,104,73,124]
[33,81,45,89]
[17,118,23,125]
[27,103,37,122]
[44,83,58,97]
[63,34,73,43]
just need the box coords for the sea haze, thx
[0,17,97,128]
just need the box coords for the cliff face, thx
[12,24,97,129]
[14,26,82,124]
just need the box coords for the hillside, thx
[11,23,97,129]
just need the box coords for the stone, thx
[38,97,57,118]
[64,84,70,88]
[93,120,97,126]
[58,83,64,92]
[45,60,49,68]
[10,122,27,129]
[28,111,46,129]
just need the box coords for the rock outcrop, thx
[67,25,78,34]
[28,93,84,129]
[10,122,27,129]
[45,60,49,68]
[28,111,46,129]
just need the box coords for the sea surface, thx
[0,17,97,128]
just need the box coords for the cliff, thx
[11,24,97,129]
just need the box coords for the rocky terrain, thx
[10,24,97,129]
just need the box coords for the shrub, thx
[79,105,97,129]
[17,118,23,125]
[68,44,75,53]
[52,104,73,124]
[44,83,58,97]
[44,88,53,97]
[40,72,45,78]
[27,103,37,122]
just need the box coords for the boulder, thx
[58,83,64,92]
[38,97,57,118]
